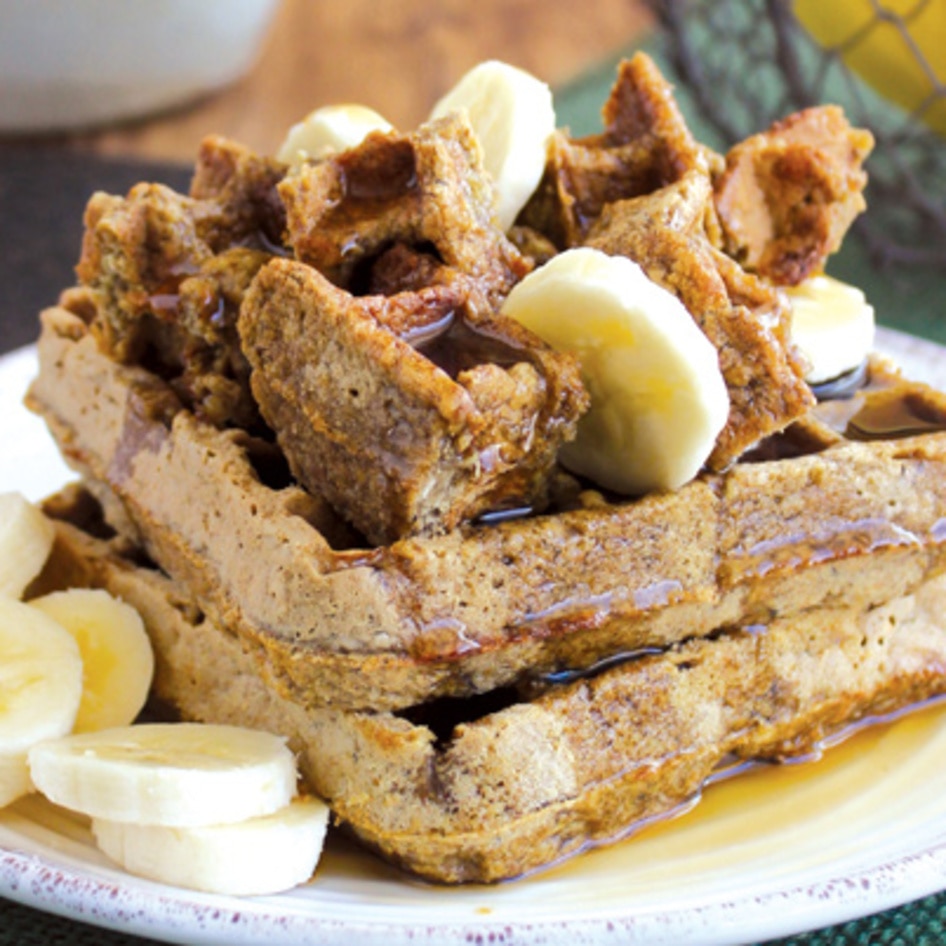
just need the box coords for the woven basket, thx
[646,0,946,269]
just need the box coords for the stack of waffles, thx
[25,54,946,882]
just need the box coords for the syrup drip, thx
[340,141,417,202]
[845,391,946,441]
[542,646,664,685]
[414,317,528,380]
[732,515,919,582]
[532,694,946,885]
[241,228,291,257]
[475,505,535,526]
[147,293,179,316]
[399,309,456,347]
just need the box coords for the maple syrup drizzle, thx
[542,646,664,685]
[413,316,528,380]
[475,505,535,526]
[331,138,418,231]
[399,309,457,347]
[845,392,946,441]
[524,694,946,885]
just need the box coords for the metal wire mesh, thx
[646,0,946,269]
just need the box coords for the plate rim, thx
[3,811,946,946]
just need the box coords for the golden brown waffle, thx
[32,483,946,883]
[23,51,946,883]
[27,302,946,714]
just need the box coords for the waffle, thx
[27,300,946,713]
[31,483,946,883]
[22,53,946,882]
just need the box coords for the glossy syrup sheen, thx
[846,391,946,441]
[538,696,946,889]
[309,697,946,896]
[414,316,531,380]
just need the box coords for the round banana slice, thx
[0,751,33,808]
[0,597,83,755]
[30,588,154,733]
[501,247,730,494]
[93,796,330,896]
[29,722,297,827]
[277,103,393,168]
[430,59,556,230]
[785,274,875,385]
[0,491,56,599]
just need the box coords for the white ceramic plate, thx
[2,329,946,946]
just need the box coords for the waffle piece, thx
[518,53,869,467]
[519,52,717,249]
[73,137,286,431]
[714,106,875,286]
[238,255,588,544]
[585,170,814,468]
[33,484,946,884]
[278,112,529,309]
[261,114,593,541]
[27,302,946,713]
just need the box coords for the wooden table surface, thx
[39,0,653,164]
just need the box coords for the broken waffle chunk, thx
[188,134,288,254]
[75,140,288,430]
[714,106,874,285]
[238,257,588,544]
[278,112,530,312]
[586,170,814,467]
[519,52,719,248]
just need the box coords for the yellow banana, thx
[93,796,329,895]
[30,588,154,733]
[0,597,83,806]
[431,60,556,230]
[501,247,729,494]
[785,274,876,384]
[29,722,298,827]
[0,491,55,599]
[277,104,393,169]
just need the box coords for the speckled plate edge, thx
[3,832,946,946]
[1,326,946,946]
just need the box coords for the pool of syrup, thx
[316,697,946,892]
[540,696,946,886]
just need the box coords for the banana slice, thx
[0,597,83,759]
[501,247,730,494]
[0,752,33,808]
[29,589,154,734]
[277,103,393,168]
[93,796,330,896]
[0,492,56,599]
[430,59,556,230]
[785,274,875,384]
[29,722,297,827]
